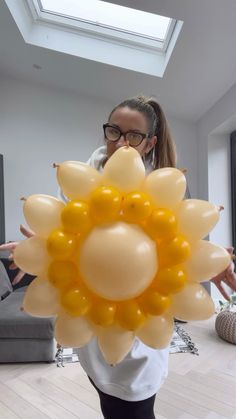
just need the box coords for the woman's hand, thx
[210,247,236,300]
[0,225,34,285]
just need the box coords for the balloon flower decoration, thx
[14,147,230,364]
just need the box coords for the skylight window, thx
[5,0,183,77]
[39,0,173,47]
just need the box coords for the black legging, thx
[88,377,156,419]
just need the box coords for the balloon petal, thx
[13,237,50,276]
[97,325,134,365]
[57,161,102,201]
[23,194,65,238]
[137,312,174,348]
[171,282,215,321]
[176,199,220,241]
[144,168,186,208]
[55,312,94,348]
[102,147,145,193]
[23,277,60,317]
[185,240,231,282]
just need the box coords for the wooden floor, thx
[0,316,235,419]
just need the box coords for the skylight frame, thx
[30,0,176,53]
[5,0,183,78]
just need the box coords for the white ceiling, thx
[1,0,236,122]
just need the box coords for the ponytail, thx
[146,98,177,169]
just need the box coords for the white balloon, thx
[57,161,102,200]
[97,324,134,365]
[144,168,186,208]
[23,194,65,237]
[55,312,94,348]
[102,147,146,193]
[23,277,60,317]
[176,199,220,241]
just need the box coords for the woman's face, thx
[106,106,157,159]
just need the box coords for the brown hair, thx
[108,95,177,169]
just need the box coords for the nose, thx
[116,135,127,148]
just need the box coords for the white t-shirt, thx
[60,146,169,401]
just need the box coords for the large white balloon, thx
[79,222,158,300]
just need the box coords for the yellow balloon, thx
[137,312,174,349]
[89,300,116,327]
[122,192,152,223]
[55,312,94,347]
[184,240,231,282]
[23,277,60,316]
[102,146,146,193]
[117,300,146,331]
[61,286,91,317]
[158,235,191,267]
[144,168,186,208]
[176,199,220,241]
[90,186,122,222]
[23,194,65,238]
[79,222,158,300]
[14,237,50,276]
[171,282,215,321]
[97,324,134,365]
[47,229,77,259]
[145,208,177,239]
[139,291,171,316]
[48,260,79,289]
[57,161,101,200]
[61,200,91,234]
[153,266,187,294]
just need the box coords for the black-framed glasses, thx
[103,123,149,147]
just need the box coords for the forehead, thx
[109,106,149,131]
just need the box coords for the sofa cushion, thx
[0,290,55,339]
[0,260,13,300]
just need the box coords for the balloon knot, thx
[180,168,187,174]
[218,205,224,212]
[20,197,27,201]
[53,163,59,168]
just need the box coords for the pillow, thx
[0,260,13,300]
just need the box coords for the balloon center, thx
[79,222,158,301]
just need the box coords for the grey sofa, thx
[0,260,56,362]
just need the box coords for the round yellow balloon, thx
[122,192,152,223]
[47,229,77,259]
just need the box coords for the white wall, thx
[197,82,236,300]
[0,76,198,241]
[208,134,232,247]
